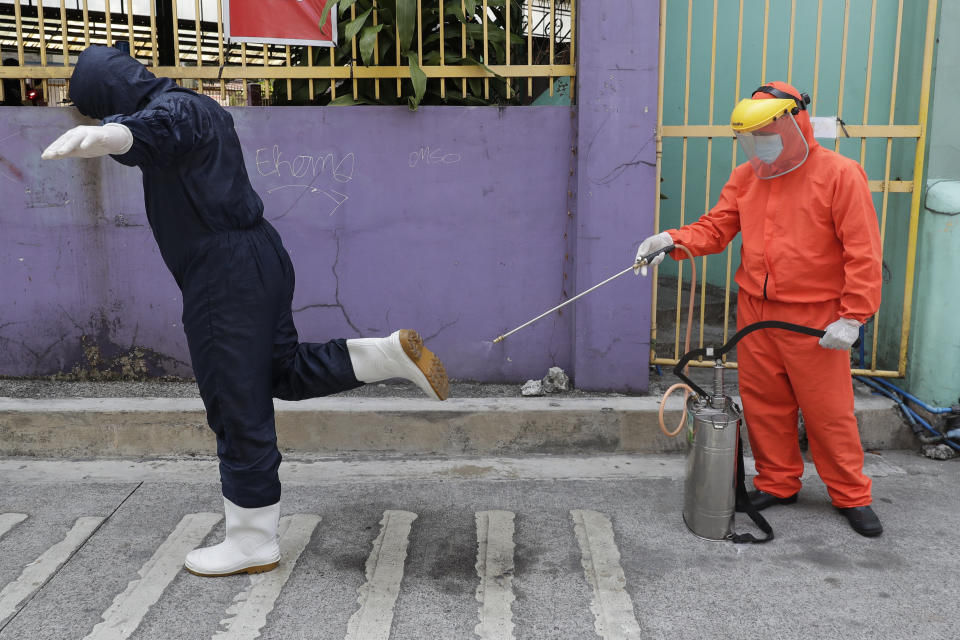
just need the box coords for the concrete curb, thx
[0,395,914,458]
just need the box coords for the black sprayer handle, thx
[673,321,831,398]
[637,244,676,267]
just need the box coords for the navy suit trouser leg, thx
[181,222,362,508]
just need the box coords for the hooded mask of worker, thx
[730,81,811,179]
[68,45,177,119]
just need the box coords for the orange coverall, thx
[666,81,883,507]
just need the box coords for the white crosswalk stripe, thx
[0,514,27,542]
[83,512,222,640]
[571,510,643,640]
[474,510,517,640]
[345,510,418,640]
[213,514,322,640]
[0,507,648,639]
[0,516,104,626]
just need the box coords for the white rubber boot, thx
[347,329,449,400]
[184,498,281,577]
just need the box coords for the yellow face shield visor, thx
[730,98,797,133]
[730,98,809,179]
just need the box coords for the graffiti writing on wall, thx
[254,145,356,216]
[408,146,461,168]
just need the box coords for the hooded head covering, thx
[730,80,817,178]
[752,80,816,147]
[69,46,177,119]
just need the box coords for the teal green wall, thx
[906,0,959,406]
[659,0,934,371]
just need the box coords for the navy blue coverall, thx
[68,46,362,508]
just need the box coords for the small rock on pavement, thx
[521,380,544,397]
[542,367,570,393]
[922,444,958,460]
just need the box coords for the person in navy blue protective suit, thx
[42,46,449,578]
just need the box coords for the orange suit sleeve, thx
[832,163,883,322]
[665,172,742,259]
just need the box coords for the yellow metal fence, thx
[0,0,575,106]
[653,0,939,378]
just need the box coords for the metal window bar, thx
[438,0,444,99]
[526,0,532,97]
[373,3,380,101]
[58,0,67,68]
[102,0,110,47]
[760,0,768,84]
[812,0,822,114]
[568,0,574,97]
[504,0,509,99]
[125,0,134,56]
[330,38,337,101]
[653,0,939,378]
[194,0,202,69]
[417,0,422,100]
[899,0,937,378]
[368,0,376,100]
[548,0,553,95]
[170,0,180,68]
[215,0,224,101]
[36,0,46,97]
[880,0,905,372]
[786,0,795,84]
[81,0,88,47]
[834,0,851,154]
[483,0,489,99]
[699,0,719,353]
[672,0,694,361]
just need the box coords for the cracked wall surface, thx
[573,0,659,391]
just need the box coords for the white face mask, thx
[754,135,784,163]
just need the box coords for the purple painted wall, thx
[1,106,579,383]
[573,0,659,391]
[0,1,659,390]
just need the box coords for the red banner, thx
[224,0,336,47]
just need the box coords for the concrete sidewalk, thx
[0,376,915,458]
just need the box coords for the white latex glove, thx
[819,317,861,350]
[41,123,133,160]
[634,231,674,276]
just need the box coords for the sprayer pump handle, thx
[673,321,836,398]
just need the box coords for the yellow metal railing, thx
[653,0,939,378]
[0,0,575,106]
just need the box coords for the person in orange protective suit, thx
[636,81,884,537]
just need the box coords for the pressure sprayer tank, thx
[682,363,743,541]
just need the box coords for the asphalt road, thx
[0,451,956,640]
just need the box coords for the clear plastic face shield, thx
[735,112,809,179]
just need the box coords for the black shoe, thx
[735,489,799,513]
[837,505,883,537]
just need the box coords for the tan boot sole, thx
[398,329,450,401]
[185,560,279,578]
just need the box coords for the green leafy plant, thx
[272,0,534,109]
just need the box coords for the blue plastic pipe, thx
[866,377,955,414]
[855,376,960,452]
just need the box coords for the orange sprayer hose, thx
[658,244,698,437]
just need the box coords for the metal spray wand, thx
[492,245,675,344]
